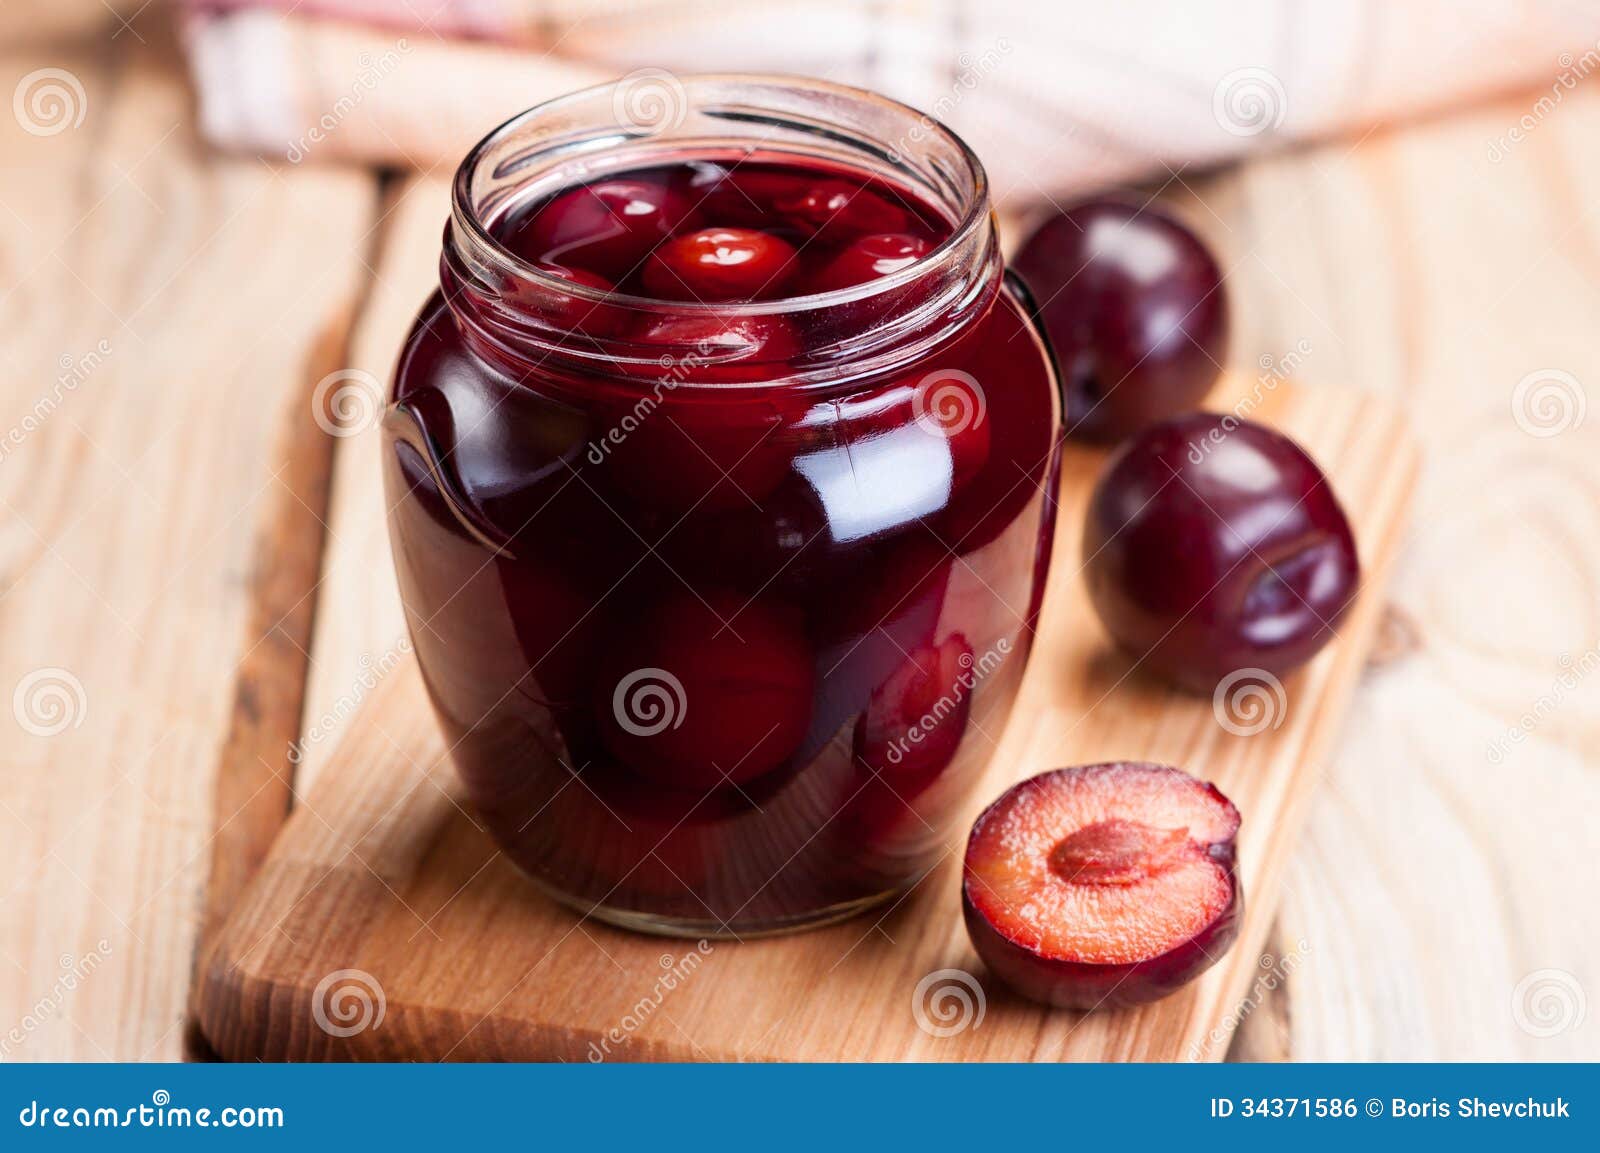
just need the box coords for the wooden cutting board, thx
[194,374,1417,1061]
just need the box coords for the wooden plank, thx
[0,34,374,1059]
[192,370,1417,1062]
[294,177,448,795]
[0,0,139,46]
[1172,87,1600,1061]
[184,75,1600,1065]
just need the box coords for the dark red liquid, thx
[386,155,1061,932]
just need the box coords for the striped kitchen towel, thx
[176,0,1600,201]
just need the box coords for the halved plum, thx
[962,762,1241,1010]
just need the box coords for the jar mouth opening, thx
[449,72,992,318]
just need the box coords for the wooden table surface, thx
[1,3,1595,1061]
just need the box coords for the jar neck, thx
[438,76,1000,393]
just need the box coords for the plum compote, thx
[383,77,1063,936]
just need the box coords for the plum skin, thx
[1083,411,1359,693]
[961,856,1242,1011]
[961,762,1243,1011]
[1013,199,1227,442]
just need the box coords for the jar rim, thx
[448,72,993,318]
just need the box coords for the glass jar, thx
[384,74,1062,937]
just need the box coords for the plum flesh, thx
[962,762,1241,1010]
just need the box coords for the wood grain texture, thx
[0,0,143,47]
[1173,88,1600,1062]
[193,371,1416,1061]
[4,10,1594,1062]
[294,177,447,796]
[195,295,351,950]
[0,32,375,1059]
